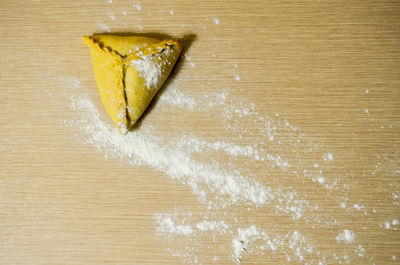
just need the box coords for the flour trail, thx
[56,77,372,264]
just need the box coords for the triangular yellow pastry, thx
[82,34,182,134]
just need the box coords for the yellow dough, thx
[82,35,182,134]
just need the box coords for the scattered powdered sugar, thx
[336,229,356,243]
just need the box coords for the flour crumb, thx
[336,229,356,244]
[98,23,111,32]
[353,204,364,211]
[288,231,313,262]
[136,3,142,10]
[160,88,196,110]
[109,13,116,20]
[196,220,230,233]
[323,152,334,162]
[213,17,220,24]
[317,176,326,184]
[232,225,260,263]
[169,10,174,15]
[122,10,127,15]
[185,55,195,68]
[155,213,194,236]
[356,245,365,257]
[234,75,241,81]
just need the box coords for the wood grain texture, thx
[0,0,399,264]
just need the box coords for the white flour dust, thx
[154,208,318,265]
[54,75,378,264]
[336,230,356,244]
[175,134,290,169]
[53,75,392,264]
[98,23,111,32]
[65,92,273,208]
[159,87,196,110]
[131,54,163,89]
[130,45,177,89]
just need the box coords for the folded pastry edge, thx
[82,36,129,135]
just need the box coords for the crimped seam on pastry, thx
[121,63,131,128]
[124,40,181,61]
[82,36,129,134]
[82,36,122,59]
[83,36,180,60]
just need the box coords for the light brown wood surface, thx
[1,0,400,264]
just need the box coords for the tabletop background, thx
[1,0,399,264]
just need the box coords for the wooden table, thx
[1,0,399,264]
